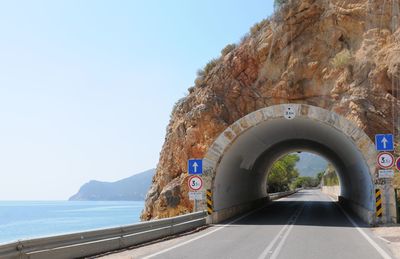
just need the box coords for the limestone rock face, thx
[141,0,400,220]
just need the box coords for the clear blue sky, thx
[0,0,274,200]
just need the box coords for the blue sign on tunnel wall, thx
[188,159,203,175]
[375,134,394,151]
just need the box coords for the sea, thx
[0,201,144,244]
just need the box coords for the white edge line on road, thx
[329,196,393,259]
[142,204,268,259]
[377,236,391,244]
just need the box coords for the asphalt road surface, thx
[101,190,394,259]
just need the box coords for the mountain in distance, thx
[69,169,155,201]
[295,152,328,177]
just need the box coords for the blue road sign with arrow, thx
[188,159,203,175]
[375,134,394,151]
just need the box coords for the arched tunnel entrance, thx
[200,104,395,224]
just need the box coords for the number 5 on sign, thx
[188,175,203,191]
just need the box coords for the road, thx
[100,190,394,259]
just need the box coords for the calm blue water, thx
[0,201,144,244]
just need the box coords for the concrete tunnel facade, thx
[199,104,396,225]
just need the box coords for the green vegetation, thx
[268,153,327,192]
[274,0,287,9]
[267,154,299,193]
[221,44,236,56]
[196,58,219,78]
[250,19,269,35]
[291,172,323,189]
[322,164,339,186]
[331,49,352,69]
[171,96,187,118]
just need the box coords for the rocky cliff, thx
[141,0,400,220]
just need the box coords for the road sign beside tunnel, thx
[377,152,394,169]
[396,157,400,171]
[188,191,203,200]
[375,134,394,151]
[378,169,394,178]
[188,159,203,175]
[188,175,203,191]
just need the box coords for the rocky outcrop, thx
[141,0,400,220]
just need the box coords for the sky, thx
[0,0,275,200]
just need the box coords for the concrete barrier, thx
[209,190,298,223]
[269,190,299,200]
[0,211,207,259]
[338,196,374,225]
[321,186,340,199]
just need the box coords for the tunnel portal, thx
[200,104,395,224]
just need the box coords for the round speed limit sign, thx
[188,175,203,191]
[377,152,394,169]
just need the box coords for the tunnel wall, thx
[321,185,340,198]
[200,104,395,224]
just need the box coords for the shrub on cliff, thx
[291,176,319,189]
[250,19,269,35]
[196,58,219,78]
[221,44,236,56]
[274,0,287,9]
[322,164,339,186]
[331,49,352,69]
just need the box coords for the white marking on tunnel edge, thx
[283,105,296,120]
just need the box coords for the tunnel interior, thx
[264,149,338,193]
[211,116,375,222]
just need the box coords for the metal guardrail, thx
[0,211,207,259]
[269,189,300,200]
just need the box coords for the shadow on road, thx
[217,200,368,228]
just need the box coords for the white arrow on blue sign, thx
[188,159,203,175]
[375,134,394,151]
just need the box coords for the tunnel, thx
[201,104,393,224]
